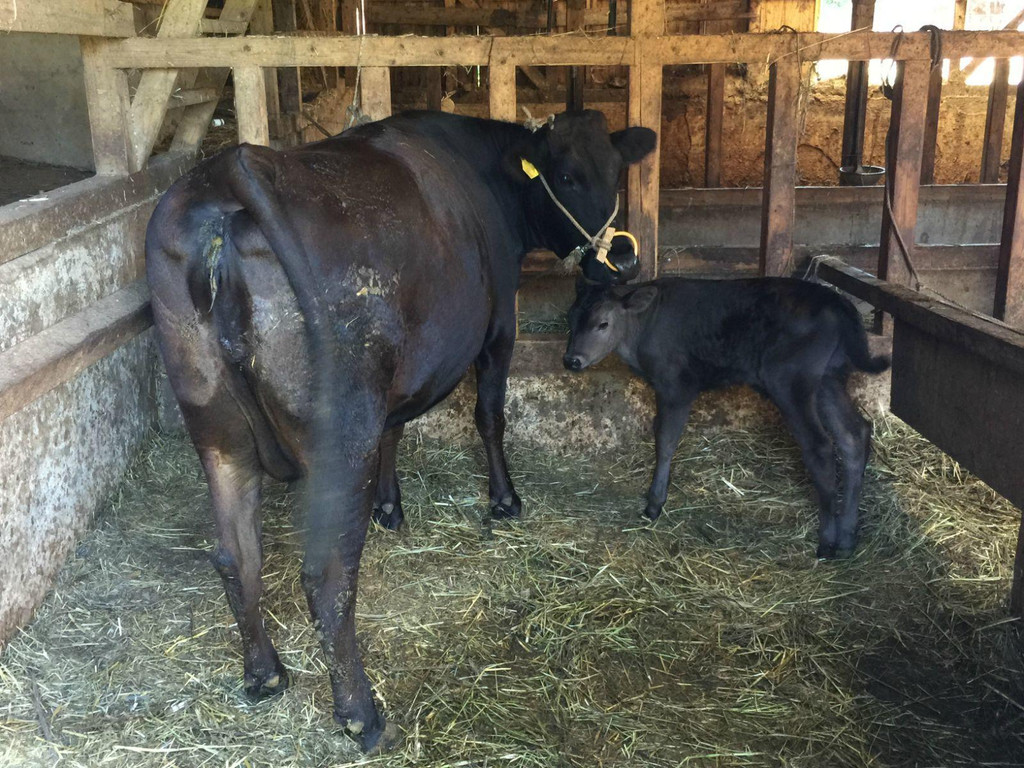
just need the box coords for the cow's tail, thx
[225,144,353,573]
[834,294,891,374]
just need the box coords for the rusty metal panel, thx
[890,320,1024,511]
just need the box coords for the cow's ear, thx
[622,285,657,313]
[611,127,657,165]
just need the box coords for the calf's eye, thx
[558,173,572,185]
[598,321,609,330]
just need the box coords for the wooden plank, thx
[627,0,664,282]
[0,0,134,36]
[759,57,799,277]
[878,59,930,293]
[0,282,152,424]
[80,37,132,177]
[234,66,270,145]
[127,0,210,172]
[704,63,725,187]
[360,67,392,121]
[995,78,1024,329]
[489,62,517,122]
[981,58,1011,184]
[274,0,303,115]
[0,156,190,265]
[920,62,942,185]
[888,320,1024,615]
[97,31,636,68]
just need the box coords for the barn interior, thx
[1,0,1023,765]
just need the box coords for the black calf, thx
[564,276,890,558]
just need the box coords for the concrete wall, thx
[0,33,93,170]
[0,163,183,645]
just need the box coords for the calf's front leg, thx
[645,387,697,520]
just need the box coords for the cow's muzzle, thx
[563,354,585,371]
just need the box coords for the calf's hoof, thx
[243,664,289,701]
[642,504,663,521]
[816,542,855,560]
[489,491,522,520]
[335,711,401,754]
[372,501,404,531]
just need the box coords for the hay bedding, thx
[1,417,1022,767]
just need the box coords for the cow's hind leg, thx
[475,319,521,519]
[372,424,405,530]
[301,391,392,751]
[202,445,289,700]
[767,373,841,558]
[817,375,872,557]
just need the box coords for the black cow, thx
[145,110,655,751]
[563,277,890,559]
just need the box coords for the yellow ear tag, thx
[520,157,540,180]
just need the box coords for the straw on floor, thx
[0,415,1022,767]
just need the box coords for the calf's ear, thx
[622,286,657,313]
[611,127,657,165]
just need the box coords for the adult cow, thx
[145,109,655,751]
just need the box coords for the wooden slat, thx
[995,78,1024,329]
[759,58,799,277]
[981,58,1011,184]
[704,63,725,187]
[128,0,210,172]
[360,67,392,122]
[489,62,517,123]
[234,66,270,145]
[0,282,152,423]
[0,0,134,36]
[80,37,132,177]
[920,62,942,185]
[878,59,931,292]
[627,0,664,282]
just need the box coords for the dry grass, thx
[1,415,1022,767]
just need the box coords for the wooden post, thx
[878,59,931,294]
[274,0,302,116]
[704,63,724,187]
[981,58,1010,184]
[995,78,1024,328]
[360,67,392,122]
[80,38,131,176]
[565,0,586,113]
[920,62,943,184]
[489,62,517,122]
[759,57,799,277]
[234,66,270,146]
[627,0,664,281]
[250,0,281,134]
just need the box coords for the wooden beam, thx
[878,59,930,292]
[920,62,942,185]
[127,0,210,172]
[234,66,270,145]
[704,63,725,187]
[995,78,1024,329]
[360,67,392,121]
[489,62,517,123]
[1,0,134,36]
[759,58,799,277]
[0,282,152,424]
[627,0,664,281]
[981,58,1011,184]
[80,37,132,176]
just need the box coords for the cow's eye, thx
[558,173,573,185]
[598,321,609,330]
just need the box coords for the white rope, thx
[534,170,620,253]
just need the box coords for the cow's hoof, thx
[243,665,289,701]
[816,543,855,560]
[642,504,663,521]
[489,491,522,519]
[335,712,401,754]
[372,502,404,531]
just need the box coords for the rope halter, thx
[520,157,631,273]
